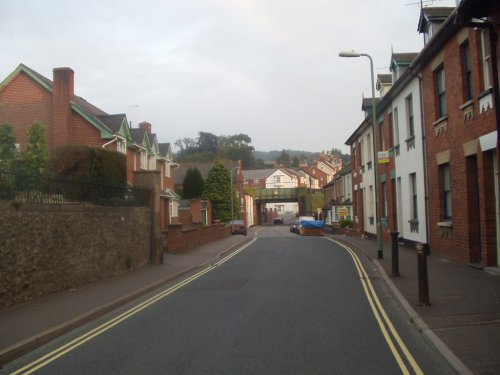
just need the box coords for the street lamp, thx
[339,50,383,259]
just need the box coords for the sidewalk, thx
[0,230,255,366]
[1,227,499,374]
[327,232,500,375]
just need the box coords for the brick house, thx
[323,165,352,226]
[343,1,500,268]
[417,1,500,266]
[0,64,179,231]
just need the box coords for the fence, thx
[0,170,151,207]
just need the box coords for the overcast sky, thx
[1,0,457,153]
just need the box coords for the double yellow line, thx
[11,237,257,375]
[325,238,423,375]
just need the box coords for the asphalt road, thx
[4,226,455,374]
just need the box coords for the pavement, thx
[0,226,499,374]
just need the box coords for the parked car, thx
[230,220,247,235]
[296,216,315,234]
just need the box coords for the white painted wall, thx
[392,76,428,243]
[265,169,298,213]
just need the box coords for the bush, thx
[48,145,126,186]
[339,219,353,229]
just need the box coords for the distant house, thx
[323,165,352,225]
[0,64,179,231]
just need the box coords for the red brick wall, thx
[0,72,52,150]
[167,223,231,253]
[422,26,498,265]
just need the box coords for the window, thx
[379,120,385,151]
[117,139,127,154]
[275,176,281,184]
[164,162,170,178]
[481,30,492,90]
[393,107,400,146]
[140,150,148,170]
[441,164,452,220]
[366,133,372,163]
[388,112,394,148]
[410,173,417,220]
[462,42,473,101]
[405,94,414,138]
[436,67,447,118]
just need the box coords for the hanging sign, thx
[378,150,390,164]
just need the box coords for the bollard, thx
[417,243,430,306]
[390,231,400,277]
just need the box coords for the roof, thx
[361,97,380,112]
[243,169,276,181]
[95,114,128,133]
[158,143,172,159]
[418,7,455,33]
[391,52,419,67]
[377,74,392,85]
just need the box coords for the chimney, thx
[139,121,152,134]
[52,67,74,147]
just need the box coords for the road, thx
[4,226,455,374]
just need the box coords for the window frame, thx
[442,164,452,220]
[461,41,473,101]
[436,66,447,118]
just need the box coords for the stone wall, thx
[0,202,151,307]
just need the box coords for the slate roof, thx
[158,143,172,158]
[243,169,276,181]
[95,114,127,133]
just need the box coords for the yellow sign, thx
[378,150,390,164]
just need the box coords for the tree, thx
[202,161,237,222]
[0,124,18,170]
[218,133,255,167]
[25,122,49,175]
[276,149,291,167]
[197,131,218,155]
[182,167,204,199]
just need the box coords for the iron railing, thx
[0,170,151,207]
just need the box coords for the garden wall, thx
[0,202,151,307]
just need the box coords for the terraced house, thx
[0,64,179,231]
[344,0,500,269]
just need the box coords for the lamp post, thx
[339,50,383,259]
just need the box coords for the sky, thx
[0,0,458,153]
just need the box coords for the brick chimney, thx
[52,67,74,147]
[139,121,152,134]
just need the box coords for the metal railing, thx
[0,170,151,207]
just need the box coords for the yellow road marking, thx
[325,238,423,375]
[11,237,257,375]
